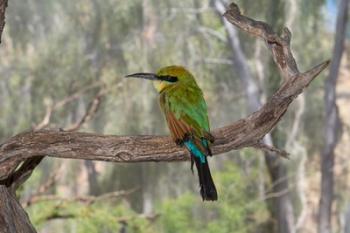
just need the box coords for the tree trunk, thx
[85,161,100,195]
[318,0,349,232]
[0,186,37,233]
[264,148,295,233]
[0,0,7,43]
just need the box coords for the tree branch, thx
[0,2,329,184]
[23,188,138,208]
[7,82,111,190]
[33,81,105,131]
[8,157,44,192]
[64,88,105,131]
[252,141,289,159]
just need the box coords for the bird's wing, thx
[160,88,212,143]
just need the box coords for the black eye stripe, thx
[158,75,178,83]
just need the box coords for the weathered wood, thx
[0,186,37,233]
[0,63,328,180]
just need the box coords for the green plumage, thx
[160,81,210,138]
[126,65,217,201]
[157,66,217,201]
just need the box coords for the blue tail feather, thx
[184,140,206,163]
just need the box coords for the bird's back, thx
[159,83,210,142]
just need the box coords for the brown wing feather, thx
[166,112,193,142]
[166,112,210,157]
[160,92,213,145]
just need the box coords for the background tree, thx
[318,0,349,233]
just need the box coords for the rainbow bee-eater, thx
[126,66,217,201]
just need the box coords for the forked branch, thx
[0,2,329,185]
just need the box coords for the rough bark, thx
[0,186,37,233]
[0,0,7,43]
[0,64,329,180]
[318,0,349,232]
[0,2,329,232]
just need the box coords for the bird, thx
[125,65,217,201]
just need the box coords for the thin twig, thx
[33,81,105,131]
[64,88,105,131]
[24,188,138,208]
[252,141,290,159]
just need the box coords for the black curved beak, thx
[125,73,178,83]
[125,73,159,81]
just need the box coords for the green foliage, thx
[158,163,268,233]
[28,200,156,233]
[159,194,197,233]
[24,163,268,233]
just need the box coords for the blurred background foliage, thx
[0,0,349,232]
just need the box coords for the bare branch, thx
[117,213,160,224]
[252,141,289,159]
[33,81,105,131]
[223,2,327,80]
[64,89,105,131]
[0,2,329,184]
[33,101,54,131]
[7,157,44,192]
[0,61,327,180]
[24,188,138,208]
[53,81,103,110]
[21,82,110,190]
[12,86,107,190]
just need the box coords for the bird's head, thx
[125,66,196,93]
